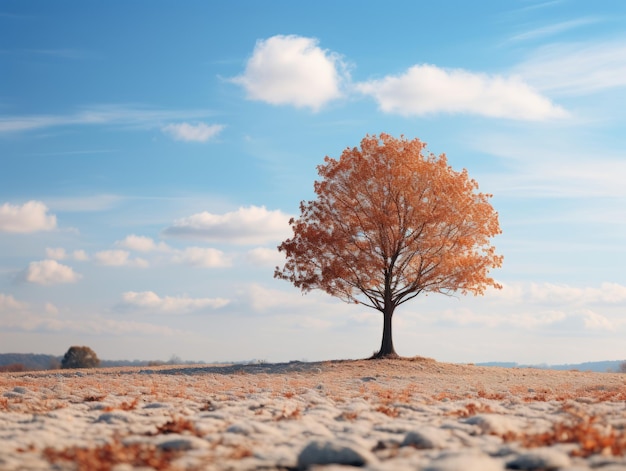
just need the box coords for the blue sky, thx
[2,0,626,365]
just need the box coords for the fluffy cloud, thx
[116,235,169,253]
[24,260,81,285]
[122,291,229,313]
[162,122,224,142]
[46,247,90,261]
[232,35,347,111]
[0,201,57,233]
[94,250,149,268]
[356,64,567,120]
[171,247,232,268]
[163,206,291,245]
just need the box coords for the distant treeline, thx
[477,360,626,373]
[0,353,207,372]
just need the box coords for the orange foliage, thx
[275,134,502,354]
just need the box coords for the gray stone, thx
[95,412,131,423]
[506,448,571,470]
[156,435,208,451]
[402,427,449,449]
[297,439,376,469]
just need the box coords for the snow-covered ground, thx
[2,358,626,470]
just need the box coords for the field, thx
[2,358,626,470]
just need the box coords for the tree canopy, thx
[275,134,502,358]
[61,345,101,369]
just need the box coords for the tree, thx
[275,134,503,358]
[61,346,101,369]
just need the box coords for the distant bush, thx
[0,363,26,372]
[61,346,101,369]
[620,361,626,373]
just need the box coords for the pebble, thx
[402,426,450,449]
[506,448,572,470]
[297,439,377,468]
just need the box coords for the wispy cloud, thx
[232,35,348,111]
[515,39,626,95]
[162,122,224,142]
[509,17,601,42]
[356,64,567,120]
[405,281,624,334]
[473,133,626,198]
[0,104,213,134]
[0,293,26,311]
[163,205,291,245]
[171,247,232,268]
[0,201,57,233]
[0,307,180,335]
[246,247,285,267]
[45,194,122,212]
[122,291,229,313]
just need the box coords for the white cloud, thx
[515,39,626,95]
[0,293,26,311]
[172,247,232,268]
[162,122,224,142]
[46,247,89,261]
[72,249,89,261]
[246,247,285,267]
[116,235,170,253]
[45,302,59,315]
[232,35,347,111]
[46,247,66,260]
[0,201,57,233]
[94,250,149,268]
[24,260,81,285]
[356,64,567,120]
[163,205,291,245]
[122,291,229,313]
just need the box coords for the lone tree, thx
[61,345,101,369]
[275,134,502,358]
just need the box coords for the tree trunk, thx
[372,305,399,359]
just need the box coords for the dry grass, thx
[103,397,140,412]
[447,402,494,418]
[502,406,626,457]
[42,438,182,471]
[152,417,201,437]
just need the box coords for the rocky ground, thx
[2,358,626,470]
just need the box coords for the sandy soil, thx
[2,358,626,470]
